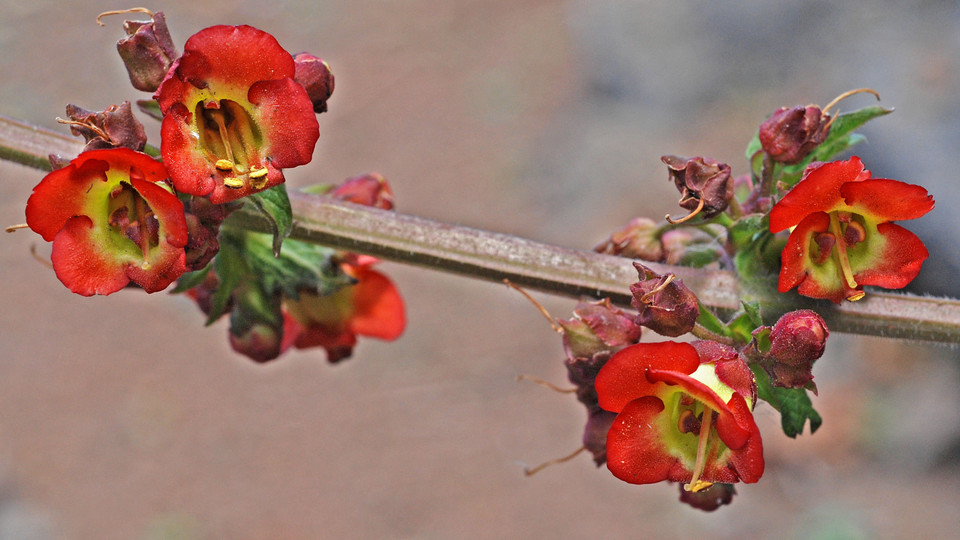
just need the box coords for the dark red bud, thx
[661,155,733,219]
[182,197,236,271]
[293,52,335,114]
[769,309,828,367]
[558,299,642,361]
[630,263,699,337]
[758,106,830,165]
[678,482,736,512]
[229,323,283,363]
[582,409,617,466]
[329,173,394,210]
[116,11,178,93]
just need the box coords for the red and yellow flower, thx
[25,148,187,296]
[155,25,319,204]
[282,255,406,363]
[595,341,763,491]
[769,156,934,303]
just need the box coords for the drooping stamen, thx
[516,374,576,394]
[639,273,676,304]
[665,196,705,225]
[56,117,111,142]
[828,212,858,291]
[523,446,586,476]
[134,191,151,264]
[822,88,881,116]
[503,279,563,334]
[96,7,154,26]
[209,109,238,169]
[5,223,29,233]
[684,407,714,493]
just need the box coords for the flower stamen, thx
[828,212,859,292]
[665,196,705,225]
[684,406,714,493]
[639,273,676,304]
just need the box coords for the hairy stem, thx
[4,114,960,343]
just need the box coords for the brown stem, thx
[3,114,960,343]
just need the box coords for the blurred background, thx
[2,1,959,538]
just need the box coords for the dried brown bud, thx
[594,217,664,261]
[229,323,283,364]
[662,155,732,219]
[758,106,830,165]
[293,52,335,114]
[116,11,178,92]
[582,409,617,466]
[629,263,699,337]
[182,197,237,271]
[62,101,147,151]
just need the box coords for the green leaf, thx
[741,301,763,327]
[752,365,822,438]
[136,99,164,121]
[697,303,731,339]
[241,233,355,300]
[729,215,767,252]
[170,265,211,294]
[206,242,247,325]
[248,185,293,257]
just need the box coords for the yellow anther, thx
[847,291,866,302]
[215,159,235,171]
[685,480,714,493]
[223,177,244,189]
[249,167,268,179]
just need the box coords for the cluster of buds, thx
[23,10,404,364]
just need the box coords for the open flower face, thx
[283,256,406,363]
[155,25,319,204]
[594,341,764,491]
[769,157,934,303]
[25,148,187,296]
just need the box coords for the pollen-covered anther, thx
[249,167,268,179]
[215,159,235,171]
[223,177,244,189]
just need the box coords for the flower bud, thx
[63,102,147,152]
[678,482,736,512]
[293,52,335,114]
[329,173,394,210]
[558,299,642,361]
[662,155,732,219]
[752,310,829,391]
[229,323,283,363]
[630,263,699,337]
[758,106,830,165]
[116,11,178,92]
[182,197,237,271]
[594,217,664,261]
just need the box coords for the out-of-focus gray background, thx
[2,1,959,538]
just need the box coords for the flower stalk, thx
[3,114,960,343]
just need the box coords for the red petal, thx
[769,157,869,232]
[347,266,406,341]
[725,393,765,483]
[853,222,929,289]
[50,216,129,296]
[156,25,296,112]
[840,178,934,221]
[595,342,700,413]
[159,102,218,198]
[248,78,320,168]
[605,396,678,485]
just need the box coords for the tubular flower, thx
[769,156,934,303]
[25,148,187,296]
[594,341,764,492]
[283,256,406,363]
[155,25,319,204]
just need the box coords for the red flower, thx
[155,25,319,204]
[282,256,406,363]
[769,156,934,303]
[595,341,764,492]
[25,148,187,295]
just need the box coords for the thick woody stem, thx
[3,114,960,343]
